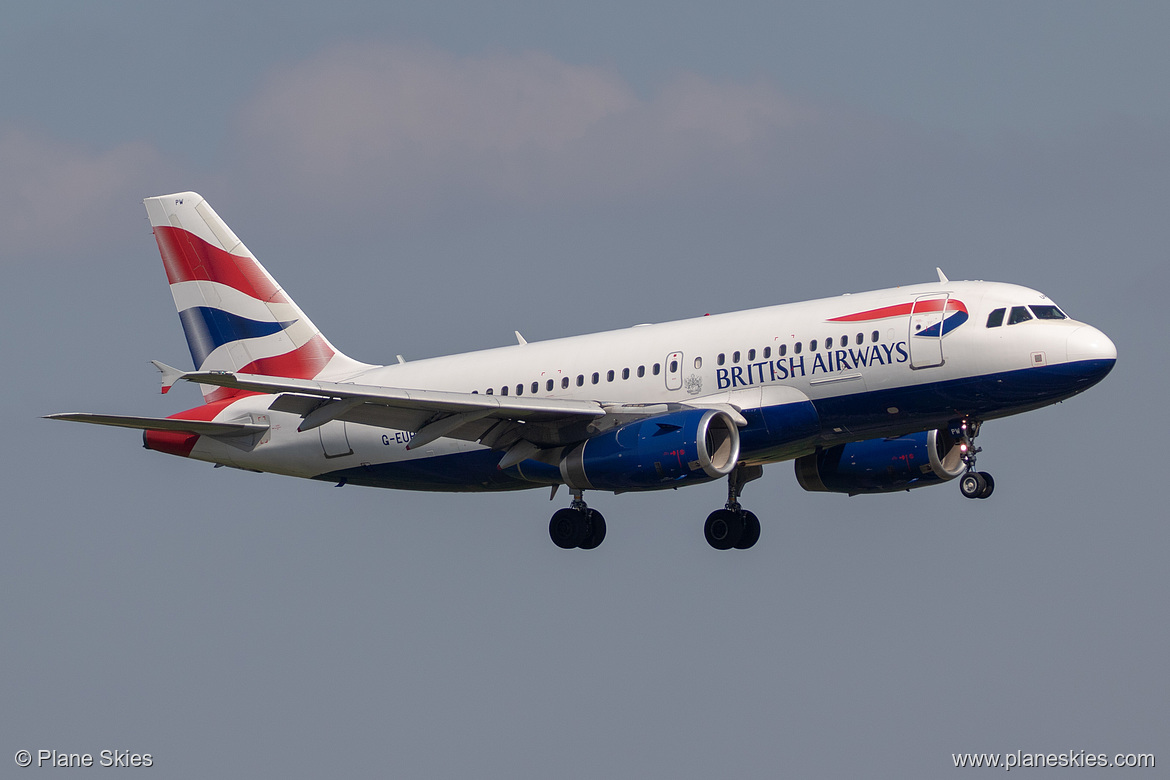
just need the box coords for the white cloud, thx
[0,44,819,258]
[0,128,170,258]
[232,43,815,206]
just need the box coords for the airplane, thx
[48,192,1117,550]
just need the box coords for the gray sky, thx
[3,3,1166,777]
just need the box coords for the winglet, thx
[151,360,187,394]
[936,267,949,283]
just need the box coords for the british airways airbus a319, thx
[49,192,1117,550]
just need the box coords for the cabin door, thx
[665,352,684,390]
[908,294,948,369]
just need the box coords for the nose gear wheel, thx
[956,419,995,499]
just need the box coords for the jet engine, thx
[794,428,966,495]
[559,408,741,492]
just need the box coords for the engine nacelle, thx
[794,428,965,495]
[559,408,741,492]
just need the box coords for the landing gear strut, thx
[549,490,606,549]
[704,465,763,550]
[956,419,995,499]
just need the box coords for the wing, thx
[51,369,754,472]
[180,370,609,452]
[177,370,752,469]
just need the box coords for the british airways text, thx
[716,341,909,389]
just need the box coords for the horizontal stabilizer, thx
[45,413,268,438]
[151,360,187,394]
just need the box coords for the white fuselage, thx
[182,279,1116,490]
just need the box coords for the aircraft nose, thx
[1066,325,1117,363]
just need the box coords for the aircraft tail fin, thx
[143,192,370,402]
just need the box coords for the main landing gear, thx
[549,468,767,550]
[703,465,763,550]
[956,419,995,499]
[548,490,607,549]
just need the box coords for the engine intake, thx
[794,428,965,495]
[560,408,740,492]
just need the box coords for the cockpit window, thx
[1029,305,1066,320]
[986,308,1005,328]
[1008,306,1033,325]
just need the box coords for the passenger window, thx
[841,335,848,347]
[763,346,771,359]
[1008,306,1033,325]
[732,351,740,363]
[871,330,879,343]
[472,390,478,394]
[692,358,701,370]
[591,372,599,384]
[623,367,631,379]
[986,308,1005,328]
[747,349,756,361]
[576,375,584,387]
[779,344,787,357]
[606,370,614,382]
[810,339,818,351]
[1030,305,1066,320]
[637,365,645,378]
[856,332,863,345]
[652,363,661,375]
[532,382,540,394]
[562,377,569,389]
[516,384,523,396]
[501,386,509,396]
[669,359,678,373]
[546,379,554,392]
[486,388,493,395]
[794,342,802,354]
[717,353,725,366]
[825,337,833,349]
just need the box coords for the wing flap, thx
[182,371,606,420]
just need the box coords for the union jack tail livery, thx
[144,192,369,402]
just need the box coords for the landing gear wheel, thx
[578,509,607,549]
[955,418,995,500]
[550,508,588,549]
[704,509,744,550]
[734,510,760,550]
[975,471,994,499]
[960,471,987,499]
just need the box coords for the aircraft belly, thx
[317,449,533,492]
[811,359,1116,438]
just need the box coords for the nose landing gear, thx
[956,419,995,499]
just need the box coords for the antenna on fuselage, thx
[936,267,949,283]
